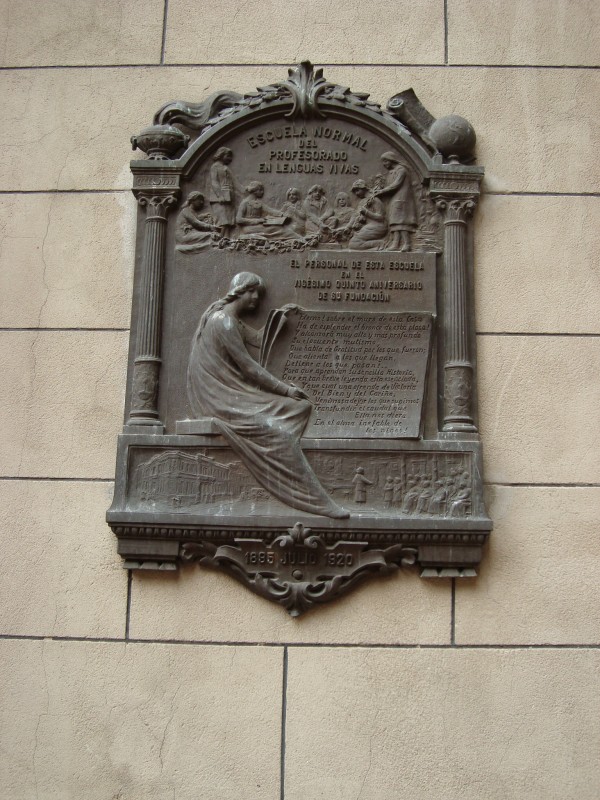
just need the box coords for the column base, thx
[443,421,478,433]
[125,416,165,434]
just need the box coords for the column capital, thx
[432,194,478,222]
[134,190,179,219]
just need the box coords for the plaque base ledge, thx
[108,509,492,532]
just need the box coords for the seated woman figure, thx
[302,184,336,238]
[280,187,307,236]
[236,182,300,240]
[187,272,349,519]
[328,191,355,246]
[175,192,220,252]
[332,192,355,228]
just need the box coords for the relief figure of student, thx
[347,179,388,250]
[236,182,300,239]
[209,146,236,237]
[280,187,307,236]
[302,184,336,237]
[175,192,220,252]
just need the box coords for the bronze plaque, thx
[109,62,492,615]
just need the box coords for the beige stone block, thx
[164,0,445,64]
[285,647,600,800]
[425,66,600,193]
[448,0,600,66]
[456,486,600,645]
[129,566,451,645]
[475,195,600,334]
[0,480,126,638]
[0,639,281,799]
[0,67,265,191]
[0,331,127,478]
[0,66,597,192]
[478,336,600,484]
[0,193,135,328]
[0,0,165,67]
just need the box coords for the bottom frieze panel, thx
[122,442,482,520]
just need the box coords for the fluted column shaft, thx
[435,195,477,432]
[127,191,178,427]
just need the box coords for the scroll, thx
[261,308,434,438]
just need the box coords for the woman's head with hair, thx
[380,150,401,165]
[245,181,264,196]
[214,146,233,162]
[197,272,265,334]
[183,191,204,208]
[335,191,350,207]
[227,272,265,299]
[287,187,300,202]
[351,179,369,196]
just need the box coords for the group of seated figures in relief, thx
[175,148,441,255]
[382,469,472,518]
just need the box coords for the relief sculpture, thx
[172,149,425,254]
[209,146,237,237]
[347,178,388,250]
[186,271,349,519]
[307,450,473,518]
[281,187,307,235]
[175,191,220,252]
[376,152,418,251]
[131,447,473,519]
[136,450,246,507]
[236,182,302,240]
[110,62,493,612]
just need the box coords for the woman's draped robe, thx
[175,207,215,252]
[384,165,417,233]
[187,311,345,518]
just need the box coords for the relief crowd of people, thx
[381,469,472,517]
[329,461,472,517]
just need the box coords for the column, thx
[435,195,477,432]
[127,191,178,428]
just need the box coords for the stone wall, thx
[1,2,599,797]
